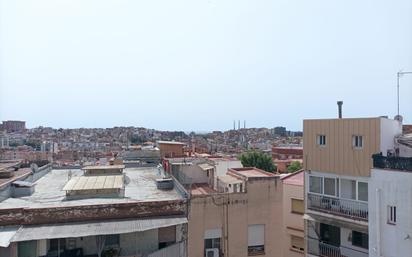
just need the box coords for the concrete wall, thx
[282,183,304,257]
[188,177,283,257]
[369,168,412,257]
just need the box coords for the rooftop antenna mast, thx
[397,70,412,116]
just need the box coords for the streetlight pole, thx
[397,71,412,116]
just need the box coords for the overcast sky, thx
[1,0,411,131]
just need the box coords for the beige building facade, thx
[281,170,304,257]
[303,117,402,257]
[187,168,284,257]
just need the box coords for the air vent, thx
[156,178,174,190]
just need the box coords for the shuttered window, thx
[291,199,304,214]
[248,224,265,255]
[291,235,304,252]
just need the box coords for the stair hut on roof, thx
[82,164,125,176]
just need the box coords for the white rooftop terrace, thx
[0,167,184,209]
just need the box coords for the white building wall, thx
[369,168,412,257]
[379,118,402,156]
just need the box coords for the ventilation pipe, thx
[337,101,343,118]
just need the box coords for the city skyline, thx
[1,0,412,131]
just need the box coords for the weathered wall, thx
[0,200,186,226]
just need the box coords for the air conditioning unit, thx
[205,248,219,257]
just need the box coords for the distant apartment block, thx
[1,121,26,133]
[157,140,185,158]
[272,145,303,173]
[304,117,402,257]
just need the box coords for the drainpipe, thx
[375,188,381,257]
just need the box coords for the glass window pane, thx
[340,179,356,200]
[324,178,336,196]
[309,176,322,194]
[358,182,368,201]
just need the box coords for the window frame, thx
[290,235,304,253]
[309,176,323,194]
[317,134,326,146]
[387,205,397,225]
[291,198,304,214]
[352,135,363,149]
[351,231,368,249]
[247,224,265,256]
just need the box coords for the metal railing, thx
[307,193,368,220]
[307,237,368,257]
[372,153,412,171]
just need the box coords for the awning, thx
[304,213,368,233]
[0,226,19,247]
[11,217,187,242]
[198,163,214,171]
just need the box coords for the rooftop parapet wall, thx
[0,200,187,226]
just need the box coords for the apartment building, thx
[281,170,304,257]
[0,164,188,257]
[187,167,283,257]
[304,117,402,257]
[368,133,412,257]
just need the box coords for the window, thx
[248,224,265,255]
[291,199,304,214]
[204,228,222,256]
[340,179,356,200]
[324,177,337,196]
[309,176,323,194]
[353,135,363,148]
[358,182,368,202]
[352,231,368,249]
[290,235,304,252]
[388,206,397,224]
[317,135,326,146]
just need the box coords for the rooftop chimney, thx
[337,101,343,119]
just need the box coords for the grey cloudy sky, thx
[1,0,411,131]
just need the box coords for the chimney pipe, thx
[337,101,343,118]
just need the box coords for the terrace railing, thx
[372,153,412,171]
[307,193,368,221]
[307,237,368,257]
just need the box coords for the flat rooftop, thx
[230,167,275,178]
[0,167,183,209]
[190,183,217,196]
[0,168,32,188]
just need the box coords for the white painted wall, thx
[369,168,412,257]
[380,118,402,156]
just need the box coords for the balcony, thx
[307,237,368,257]
[372,153,412,171]
[307,193,368,221]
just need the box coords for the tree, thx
[287,161,302,173]
[239,151,276,173]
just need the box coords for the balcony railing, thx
[372,153,412,171]
[307,237,368,257]
[307,193,368,220]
